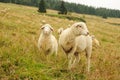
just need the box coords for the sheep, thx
[73,34,100,72]
[57,27,64,34]
[73,35,92,72]
[38,24,58,56]
[91,35,100,47]
[57,25,70,34]
[70,35,99,72]
[59,22,90,71]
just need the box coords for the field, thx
[0,3,120,80]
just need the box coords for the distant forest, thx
[0,0,120,18]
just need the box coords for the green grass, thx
[45,14,86,22]
[0,3,120,80]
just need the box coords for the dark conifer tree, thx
[58,1,67,14]
[38,0,46,13]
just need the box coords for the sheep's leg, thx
[68,53,73,70]
[85,47,92,72]
[68,46,77,70]
[72,52,80,68]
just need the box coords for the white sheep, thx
[57,25,71,35]
[71,35,100,72]
[38,24,58,56]
[57,27,64,34]
[59,22,91,71]
[91,35,100,47]
[73,35,92,72]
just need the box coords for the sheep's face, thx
[41,24,54,35]
[71,22,89,36]
[58,28,64,34]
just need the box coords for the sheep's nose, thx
[85,32,89,36]
[44,30,49,34]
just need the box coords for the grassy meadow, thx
[0,3,120,80]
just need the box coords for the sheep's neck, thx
[67,29,76,43]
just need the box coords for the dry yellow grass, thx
[0,3,120,80]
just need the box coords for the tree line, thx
[0,0,120,18]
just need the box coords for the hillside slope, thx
[0,3,120,80]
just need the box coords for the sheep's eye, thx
[77,25,81,28]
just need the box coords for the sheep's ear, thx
[91,35,95,39]
[50,27,54,32]
[40,26,44,30]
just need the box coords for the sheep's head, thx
[57,28,64,35]
[91,35,100,47]
[41,24,54,35]
[71,22,89,36]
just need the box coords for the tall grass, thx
[0,3,120,80]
